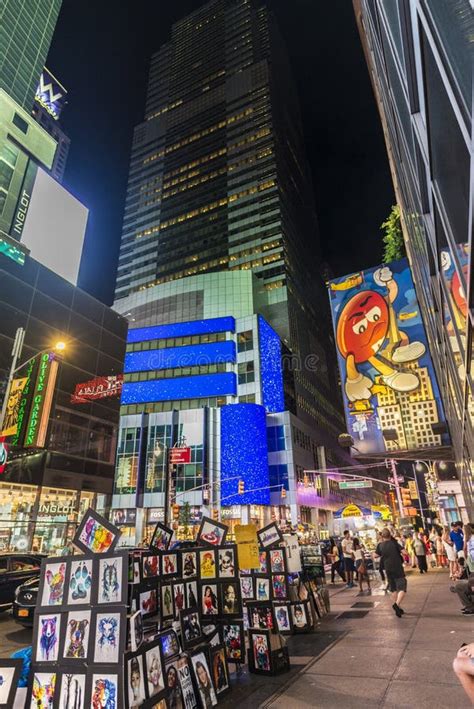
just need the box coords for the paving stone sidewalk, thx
[262,568,472,708]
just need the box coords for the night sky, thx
[47,0,394,305]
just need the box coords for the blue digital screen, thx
[125,341,236,373]
[121,372,237,404]
[258,316,285,413]
[220,403,270,505]
[128,316,235,343]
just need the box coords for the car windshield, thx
[10,557,40,571]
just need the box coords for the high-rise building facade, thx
[32,68,70,183]
[0,0,62,110]
[353,1,473,507]
[115,0,345,457]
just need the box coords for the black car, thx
[0,553,44,609]
[12,575,39,626]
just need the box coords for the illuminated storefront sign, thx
[11,359,36,447]
[38,501,75,515]
[0,377,28,437]
[24,353,59,448]
[71,374,123,403]
[328,258,449,455]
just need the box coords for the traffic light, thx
[238,480,245,495]
[401,487,412,509]
[212,508,219,521]
[172,504,180,521]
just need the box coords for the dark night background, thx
[46,0,394,305]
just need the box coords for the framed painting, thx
[125,651,147,708]
[189,648,217,707]
[73,508,121,555]
[94,550,129,606]
[180,608,204,649]
[66,556,94,607]
[144,640,166,699]
[91,608,127,664]
[257,522,283,550]
[61,609,92,664]
[209,645,230,697]
[26,668,58,709]
[150,523,173,552]
[217,546,237,578]
[196,516,228,548]
[32,611,62,664]
[37,557,68,609]
[86,667,123,709]
[56,670,87,709]
[249,629,273,674]
[0,659,22,709]
[221,621,244,663]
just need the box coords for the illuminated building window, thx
[237,330,253,352]
[238,361,255,385]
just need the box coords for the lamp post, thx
[0,328,66,432]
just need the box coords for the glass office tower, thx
[0,0,62,110]
[114,0,345,455]
[353,0,474,508]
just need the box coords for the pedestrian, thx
[443,524,458,579]
[453,642,474,703]
[453,573,474,615]
[464,523,474,572]
[329,537,345,584]
[341,529,355,588]
[353,538,371,594]
[436,531,447,567]
[413,532,428,573]
[375,527,407,617]
[405,534,416,568]
[450,521,465,560]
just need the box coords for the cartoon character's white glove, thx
[440,251,451,272]
[345,373,373,401]
[374,266,393,286]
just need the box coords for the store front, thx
[333,504,383,551]
[0,482,97,553]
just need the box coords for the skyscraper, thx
[114,0,345,454]
[353,1,473,507]
[0,0,62,110]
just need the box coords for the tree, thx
[381,205,406,263]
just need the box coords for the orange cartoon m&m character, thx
[336,267,425,402]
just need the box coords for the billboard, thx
[35,68,67,120]
[20,167,88,285]
[71,375,123,403]
[328,258,449,454]
[0,377,28,437]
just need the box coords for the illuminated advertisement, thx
[440,244,468,377]
[24,353,59,448]
[35,68,66,120]
[328,258,449,454]
[71,375,123,403]
[0,377,28,436]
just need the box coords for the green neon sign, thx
[11,358,35,446]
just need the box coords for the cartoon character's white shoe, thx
[381,371,419,392]
[391,341,426,363]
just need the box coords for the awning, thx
[334,504,373,519]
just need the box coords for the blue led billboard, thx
[258,316,285,413]
[121,372,237,404]
[125,341,236,373]
[127,316,235,343]
[220,403,270,506]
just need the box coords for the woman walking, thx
[413,532,428,573]
[329,537,345,584]
[436,530,447,567]
[443,525,458,579]
[353,538,371,593]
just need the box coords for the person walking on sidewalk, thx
[436,530,447,567]
[329,537,345,584]
[450,521,465,560]
[353,538,371,594]
[443,525,459,579]
[342,529,355,588]
[413,532,428,574]
[375,527,407,618]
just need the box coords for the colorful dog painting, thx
[39,616,59,662]
[65,618,89,659]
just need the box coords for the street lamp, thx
[0,327,67,432]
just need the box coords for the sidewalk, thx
[263,568,473,708]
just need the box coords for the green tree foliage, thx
[381,205,406,263]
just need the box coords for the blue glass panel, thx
[258,316,285,413]
[269,464,289,491]
[128,316,235,343]
[121,372,237,404]
[125,341,236,373]
[221,403,270,505]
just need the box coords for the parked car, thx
[12,575,39,626]
[0,553,44,609]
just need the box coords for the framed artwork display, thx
[138,582,159,618]
[269,548,287,574]
[26,668,58,708]
[150,523,173,552]
[181,550,198,579]
[161,583,174,620]
[144,640,166,699]
[257,522,283,550]
[125,651,147,708]
[246,603,274,630]
[172,581,186,619]
[254,576,270,602]
[33,611,62,664]
[219,581,242,617]
[273,603,293,634]
[189,649,217,708]
[199,549,217,579]
[180,608,204,649]
[142,690,170,709]
[141,553,161,581]
[239,576,255,601]
[271,574,288,601]
[159,629,181,661]
[86,667,123,709]
[91,608,127,664]
[61,609,92,663]
[222,621,244,663]
[196,516,228,548]
[290,601,311,632]
[185,580,198,609]
[217,547,236,578]
[256,550,268,575]
[200,583,219,617]
[0,659,21,708]
[202,623,221,648]
[130,610,144,653]
[73,508,121,555]
[56,670,87,708]
[210,645,230,697]
[67,556,93,606]
[95,551,129,605]
[162,553,178,577]
[165,655,198,709]
[249,629,272,674]
[37,557,68,609]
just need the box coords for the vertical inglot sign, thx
[24,352,59,448]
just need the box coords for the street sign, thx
[169,447,191,464]
[388,475,404,484]
[338,480,373,489]
[408,480,418,498]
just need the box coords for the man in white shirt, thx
[341,529,355,588]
